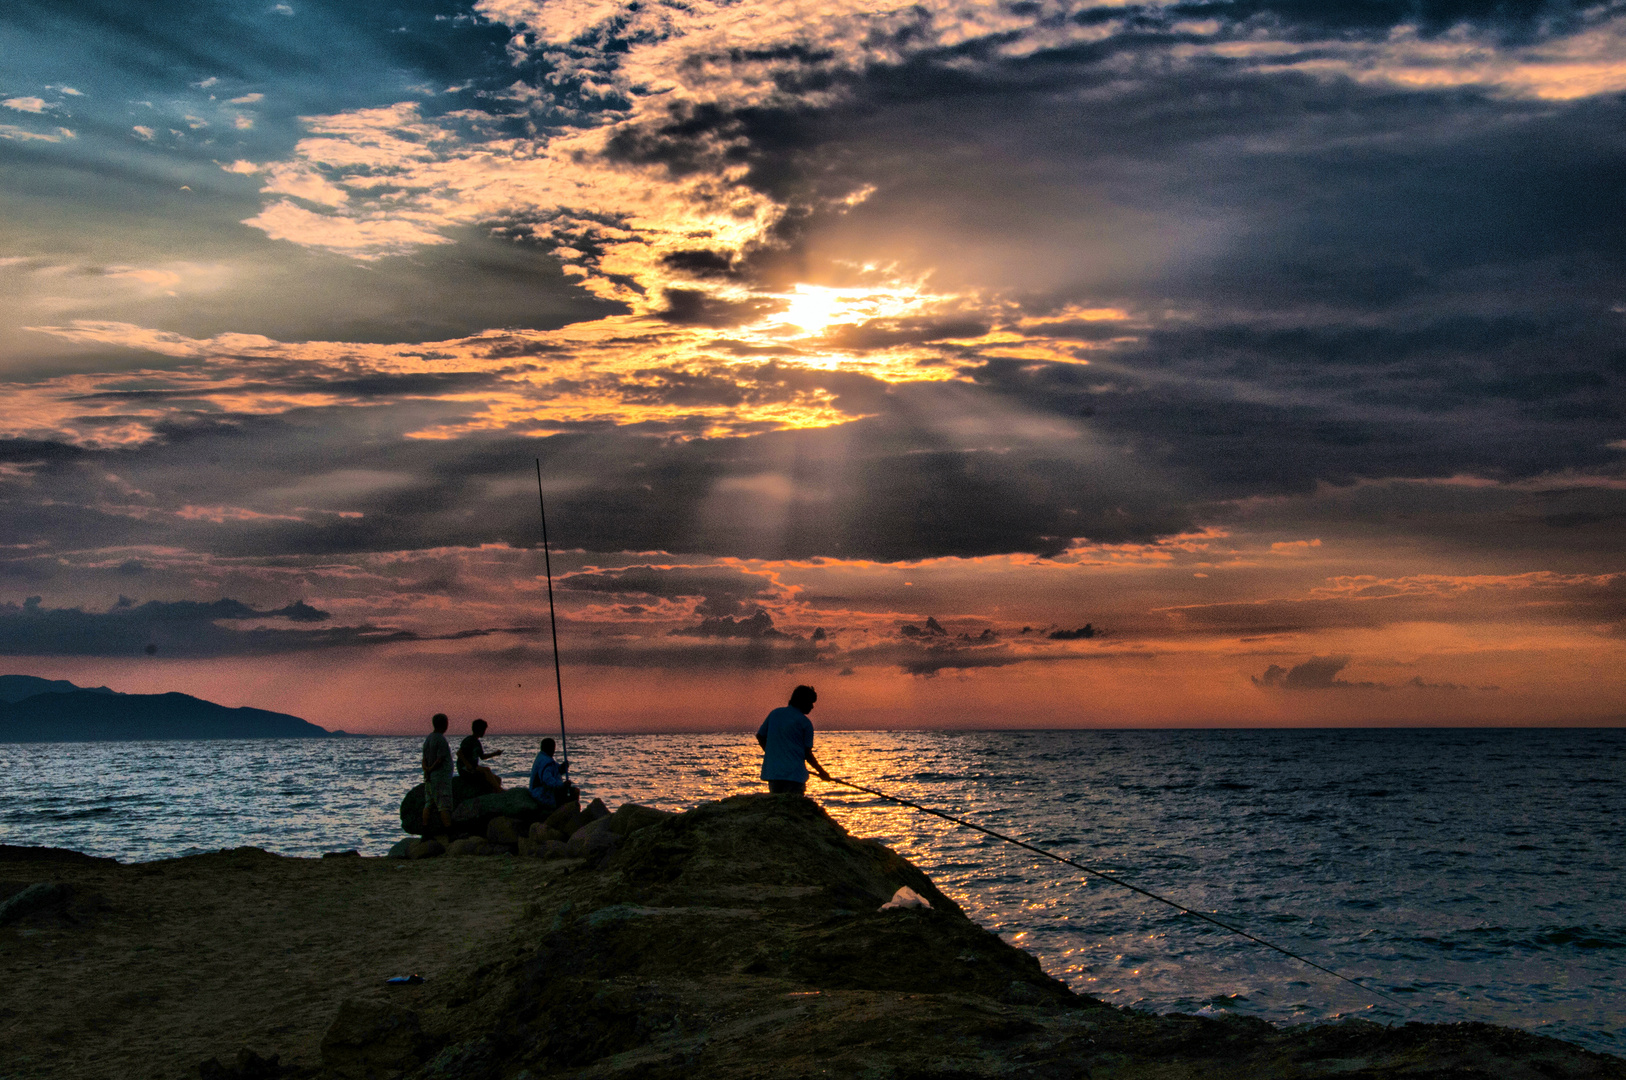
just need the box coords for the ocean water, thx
[3,728,1622,1056]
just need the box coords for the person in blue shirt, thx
[756,684,831,795]
[529,737,575,810]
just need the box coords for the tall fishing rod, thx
[534,459,567,765]
[827,775,1410,1012]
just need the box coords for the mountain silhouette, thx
[0,678,335,741]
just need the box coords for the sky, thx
[0,0,1622,733]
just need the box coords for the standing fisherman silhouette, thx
[756,685,832,795]
[421,712,454,840]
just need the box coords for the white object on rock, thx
[879,886,931,911]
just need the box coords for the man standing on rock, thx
[757,685,832,796]
[421,712,455,839]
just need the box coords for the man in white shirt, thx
[756,685,831,795]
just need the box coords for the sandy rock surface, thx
[3,798,1623,1080]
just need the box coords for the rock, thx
[322,849,360,859]
[608,803,674,837]
[542,800,582,837]
[319,998,426,1079]
[386,839,414,860]
[516,836,544,858]
[487,817,521,846]
[398,775,486,834]
[446,837,505,857]
[0,881,67,926]
[566,816,617,863]
[406,840,444,860]
[450,789,541,835]
[543,840,569,860]
[582,797,609,824]
[527,821,549,843]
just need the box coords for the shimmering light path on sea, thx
[5,729,1623,1055]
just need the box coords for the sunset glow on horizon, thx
[1,0,1622,732]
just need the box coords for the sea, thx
[4,728,1622,1056]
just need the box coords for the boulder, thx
[543,840,569,860]
[486,817,521,847]
[566,816,617,863]
[582,797,610,824]
[542,800,582,837]
[445,837,505,857]
[527,821,550,843]
[609,803,674,837]
[406,840,444,860]
[450,790,542,834]
[516,836,543,858]
[397,775,487,834]
[386,839,414,860]
[320,998,426,1079]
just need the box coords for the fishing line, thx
[534,459,567,764]
[828,775,1410,1012]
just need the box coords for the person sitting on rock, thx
[756,684,832,796]
[421,712,455,839]
[457,718,504,794]
[528,737,575,810]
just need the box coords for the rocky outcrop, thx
[369,794,1626,1080]
[393,777,520,832]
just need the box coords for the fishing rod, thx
[827,775,1410,1012]
[534,459,567,765]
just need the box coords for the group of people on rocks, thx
[418,683,830,833]
[419,712,577,834]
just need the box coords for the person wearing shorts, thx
[422,712,455,836]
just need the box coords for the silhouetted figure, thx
[421,713,454,838]
[458,718,504,793]
[756,684,831,796]
[529,737,575,810]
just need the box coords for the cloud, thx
[0,124,67,142]
[1253,656,1387,691]
[672,609,793,640]
[559,564,781,617]
[3,97,48,113]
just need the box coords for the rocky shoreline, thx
[3,795,1623,1079]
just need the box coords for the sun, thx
[781,285,848,334]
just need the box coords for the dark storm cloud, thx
[0,378,1193,562]
[822,317,991,351]
[68,370,506,402]
[657,289,788,327]
[4,0,1622,589]
[0,594,536,657]
[483,638,822,672]
[1253,656,1386,690]
[586,5,1626,509]
[673,610,794,639]
[559,564,780,617]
